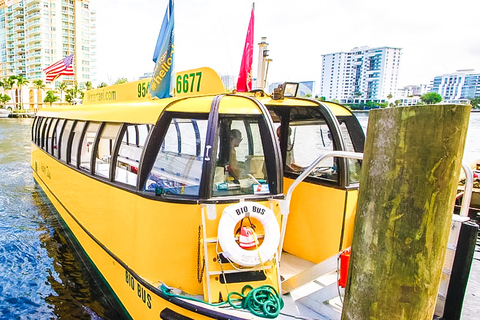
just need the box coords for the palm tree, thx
[33,79,46,91]
[15,75,29,110]
[97,82,108,88]
[57,81,68,102]
[114,77,128,85]
[65,84,84,104]
[2,77,15,109]
[44,90,59,106]
[85,81,93,91]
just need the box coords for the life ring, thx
[218,202,280,267]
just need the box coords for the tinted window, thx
[69,121,86,166]
[114,124,149,186]
[212,118,270,197]
[145,118,206,196]
[54,119,66,159]
[79,122,101,172]
[60,120,74,162]
[46,118,58,154]
[95,123,121,179]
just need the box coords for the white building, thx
[396,84,428,98]
[320,46,402,103]
[430,69,480,100]
[0,0,96,109]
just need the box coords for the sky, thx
[92,0,480,89]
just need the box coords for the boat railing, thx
[277,151,364,260]
[459,161,474,218]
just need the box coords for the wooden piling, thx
[341,105,471,320]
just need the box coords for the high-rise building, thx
[320,46,402,103]
[430,69,480,100]
[0,0,96,93]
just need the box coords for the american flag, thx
[43,54,75,82]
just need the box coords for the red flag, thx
[43,54,74,82]
[236,4,254,92]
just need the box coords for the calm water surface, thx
[0,113,478,319]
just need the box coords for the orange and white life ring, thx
[218,202,280,267]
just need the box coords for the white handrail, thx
[460,161,474,217]
[278,151,363,261]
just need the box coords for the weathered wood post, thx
[341,105,471,320]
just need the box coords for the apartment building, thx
[430,69,480,100]
[320,46,402,103]
[0,0,96,107]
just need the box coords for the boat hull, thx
[32,144,270,319]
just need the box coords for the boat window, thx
[60,120,74,162]
[34,117,44,145]
[114,124,149,186]
[54,119,65,159]
[289,122,338,182]
[212,118,269,197]
[46,118,58,154]
[32,116,38,142]
[79,122,101,172]
[69,121,86,166]
[339,121,361,184]
[40,118,52,150]
[269,106,340,183]
[144,118,207,196]
[95,123,121,179]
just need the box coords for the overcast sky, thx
[92,0,480,88]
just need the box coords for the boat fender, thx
[218,202,280,267]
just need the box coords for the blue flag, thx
[150,0,174,99]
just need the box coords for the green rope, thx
[227,285,284,318]
[160,283,284,318]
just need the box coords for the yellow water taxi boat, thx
[31,67,365,319]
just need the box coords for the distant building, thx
[0,0,96,109]
[396,84,428,98]
[220,74,236,91]
[320,46,402,103]
[430,69,480,100]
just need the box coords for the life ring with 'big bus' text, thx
[218,202,280,267]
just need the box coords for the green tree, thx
[15,75,29,110]
[114,77,128,85]
[44,90,59,106]
[420,92,442,104]
[85,81,93,90]
[98,82,108,88]
[0,93,11,107]
[65,84,84,104]
[33,79,46,91]
[469,97,480,109]
[2,77,15,108]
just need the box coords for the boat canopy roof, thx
[37,67,354,122]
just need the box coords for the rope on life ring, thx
[218,202,280,267]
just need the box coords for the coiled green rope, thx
[227,284,284,318]
[160,283,284,318]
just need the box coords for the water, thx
[0,118,123,319]
[0,114,478,319]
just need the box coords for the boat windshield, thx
[144,118,208,196]
[212,117,269,197]
[142,112,276,199]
